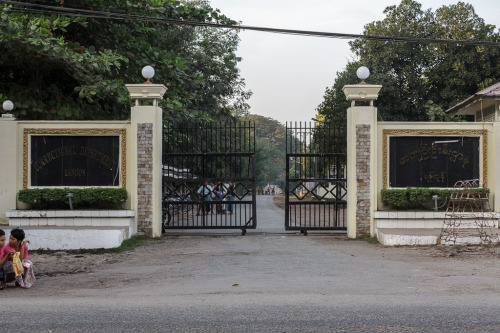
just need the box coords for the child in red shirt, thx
[2,228,35,288]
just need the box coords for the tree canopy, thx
[0,0,250,121]
[316,0,500,126]
[242,114,287,189]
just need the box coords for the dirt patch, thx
[0,234,496,299]
[273,195,285,209]
[29,239,500,280]
[30,251,128,277]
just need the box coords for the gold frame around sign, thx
[382,129,488,189]
[23,128,127,189]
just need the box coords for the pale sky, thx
[209,0,500,125]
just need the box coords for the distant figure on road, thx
[227,181,236,215]
[197,180,213,215]
[213,181,226,214]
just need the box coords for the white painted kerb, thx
[5,210,135,250]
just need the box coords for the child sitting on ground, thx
[0,229,14,290]
[2,228,35,288]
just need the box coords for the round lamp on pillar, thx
[2,100,14,114]
[342,67,381,107]
[142,65,155,84]
[356,66,370,84]
[126,67,167,107]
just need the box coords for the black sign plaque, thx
[389,136,479,187]
[30,136,120,186]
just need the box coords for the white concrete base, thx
[4,210,136,250]
[375,211,500,246]
[377,228,500,246]
[374,211,499,229]
[6,210,135,240]
[377,228,440,246]
[0,226,129,250]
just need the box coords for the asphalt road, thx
[2,196,500,332]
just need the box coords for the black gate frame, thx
[162,122,256,235]
[285,122,347,234]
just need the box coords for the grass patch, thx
[364,236,379,244]
[344,236,379,244]
[34,235,153,255]
[110,235,152,253]
[272,195,285,209]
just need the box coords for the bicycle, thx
[162,193,192,233]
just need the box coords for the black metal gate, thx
[162,122,256,235]
[285,122,347,234]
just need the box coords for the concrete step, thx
[6,210,135,242]
[440,228,500,246]
[377,228,440,246]
[376,219,499,229]
[374,211,499,229]
[377,228,500,246]
[0,226,129,250]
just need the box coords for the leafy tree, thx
[316,0,500,130]
[424,100,463,122]
[0,0,250,121]
[350,0,436,121]
[426,2,500,106]
[315,61,360,126]
[243,114,286,189]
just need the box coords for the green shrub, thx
[381,188,452,210]
[18,188,128,210]
[381,187,489,210]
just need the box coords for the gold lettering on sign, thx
[382,129,487,189]
[33,146,77,171]
[64,169,86,177]
[398,144,470,168]
[23,128,127,189]
[423,171,446,184]
[79,146,117,170]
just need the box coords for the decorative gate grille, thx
[162,122,256,235]
[285,122,347,234]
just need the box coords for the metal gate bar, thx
[285,121,347,233]
[162,122,256,234]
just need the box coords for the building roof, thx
[446,82,500,114]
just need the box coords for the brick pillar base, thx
[137,123,153,236]
[344,83,381,239]
[356,124,371,237]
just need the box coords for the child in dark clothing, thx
[0,229,14,290]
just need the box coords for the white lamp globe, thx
[356,66,370,82]
[2,100,14,112]
[141,65,155,83]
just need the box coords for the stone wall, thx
[137,123,153,236]
[356,124,371,237]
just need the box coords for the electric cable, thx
[2,0,500,47]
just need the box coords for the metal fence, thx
[162,122,256,234]
[285,122,347,234]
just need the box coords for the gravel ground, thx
[1,196,500,332]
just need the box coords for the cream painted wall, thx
[0,121,132,223]
[346,105,378,238]
[130,105,163,238]
[376,122,495,210]
[0,117,18,223]
[0,84,166,240]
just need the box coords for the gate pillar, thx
[126,83,167,237]
[343,82,381,238]
[0,108,17,224]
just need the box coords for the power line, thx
[2,0,500,47]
